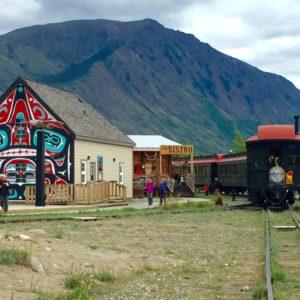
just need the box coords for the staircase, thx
[180,183,195,197]
[178,173,195,197]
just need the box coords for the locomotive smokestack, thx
[294,115,299,134]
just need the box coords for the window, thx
[81,160,87,184]
[16,118,25,127]
[16,174,27,183]
[16,162,26,172]
[90,162,95,182]
[97,156,103,181]
[16,128,26,139]
[119,162,124,185]
[16,162,27,183]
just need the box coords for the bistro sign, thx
[160,145,194,155]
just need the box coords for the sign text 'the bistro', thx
[160,145,194,155]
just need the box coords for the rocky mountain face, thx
[0,18,299,152]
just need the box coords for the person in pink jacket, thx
[145,178,155,206]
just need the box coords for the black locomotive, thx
[246,117,300,208]
[172,117,300,208]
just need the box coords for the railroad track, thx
[289,207,300,230]
[226,202,263,210]
[265,208,300,300]
[265,211,274,300]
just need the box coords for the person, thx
[0,174,10,214]
[145,177,155,206]
[159,177,168,205]
[173,172,181,195]
[204,184,209,196]
[211,177,223,205]
[211,177,222,193]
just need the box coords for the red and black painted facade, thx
[0,79,74,200]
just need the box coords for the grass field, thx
[268,210,300,300]
[0,202,267,299]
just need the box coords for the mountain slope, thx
[0,19,299,152]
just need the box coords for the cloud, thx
[0,0,299,88]
[178,0,300,87]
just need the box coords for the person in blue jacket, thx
[159,177,168,205]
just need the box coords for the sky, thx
[0,0,300,88]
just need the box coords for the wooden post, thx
[87,182,91,204]
[36,130,45,206]
[160,154,162,174]
[123,186,127,201]
[191,154,194,174]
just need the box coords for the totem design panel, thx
[0,83,74,200]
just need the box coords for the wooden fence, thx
[25,181,127,205]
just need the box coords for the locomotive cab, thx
[247,119,300,208]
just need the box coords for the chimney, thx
[294,116,299,134]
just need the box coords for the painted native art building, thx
[0,77,135,200]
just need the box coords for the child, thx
[204,184,209,196]
[145,178,155,206]
[159,177,168,205]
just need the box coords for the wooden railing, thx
[186,173,195,193]
[25,181,127,205]
[133,174,175,194]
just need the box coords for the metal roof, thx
[22,78,135,147]
[128,135,181,149]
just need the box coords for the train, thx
[172,117,300,209]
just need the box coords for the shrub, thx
[0,248,30,266]
[94,270,116,283]
[252,285,267,299]
[54,228,63,239]
[65,268,95,299]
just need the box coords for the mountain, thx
[0,18,300,153]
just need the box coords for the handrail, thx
[186,173,195,193]
[25,181,127,205]
[133,174,175,193]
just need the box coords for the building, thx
[128,135,181,176]
[0,77,134,200]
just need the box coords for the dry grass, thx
[0,208,265,299]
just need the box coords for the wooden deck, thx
[25,181,126,205]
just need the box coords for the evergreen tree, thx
[230,128,246,153]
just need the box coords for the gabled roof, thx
[21,78,135,147]
[128,135,181,149]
